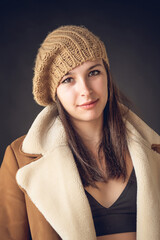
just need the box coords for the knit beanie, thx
[33,25,109,106]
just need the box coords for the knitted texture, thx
[33,25,109,106]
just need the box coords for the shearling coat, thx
[0,104,160,240]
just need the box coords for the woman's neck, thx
[71,116,103,153]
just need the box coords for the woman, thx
[0,25,160,240]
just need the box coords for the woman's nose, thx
[78,78,93,96]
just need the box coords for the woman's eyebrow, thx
[88,63,102,70]
[64,63,102,77]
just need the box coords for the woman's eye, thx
[89,70,100,76]
[61,78,73,84]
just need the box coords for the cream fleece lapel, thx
[16,104,96,240]
[126,120,160,240]
[16,104,160,240]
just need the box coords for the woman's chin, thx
[71,112,103,124]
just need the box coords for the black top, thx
[85,168,137,236]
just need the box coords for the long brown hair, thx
[56,61,132,188]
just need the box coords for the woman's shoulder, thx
[3,135,41,170]
[121,104,160,144]
[10,135,26,152]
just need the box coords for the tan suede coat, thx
[0,104,160,240]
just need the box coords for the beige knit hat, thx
[33,25,109,106]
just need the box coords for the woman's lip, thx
[78,99,99,109]
[79,99,98,106]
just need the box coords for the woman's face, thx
[56,59,108,125]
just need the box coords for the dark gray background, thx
[0,0,160,165]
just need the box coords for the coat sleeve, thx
[0,145,31,240]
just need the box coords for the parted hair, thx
[56,62,132,188]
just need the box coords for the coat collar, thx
[17,104,97,240]
[16,104,160,240]
[21,104,67,155]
